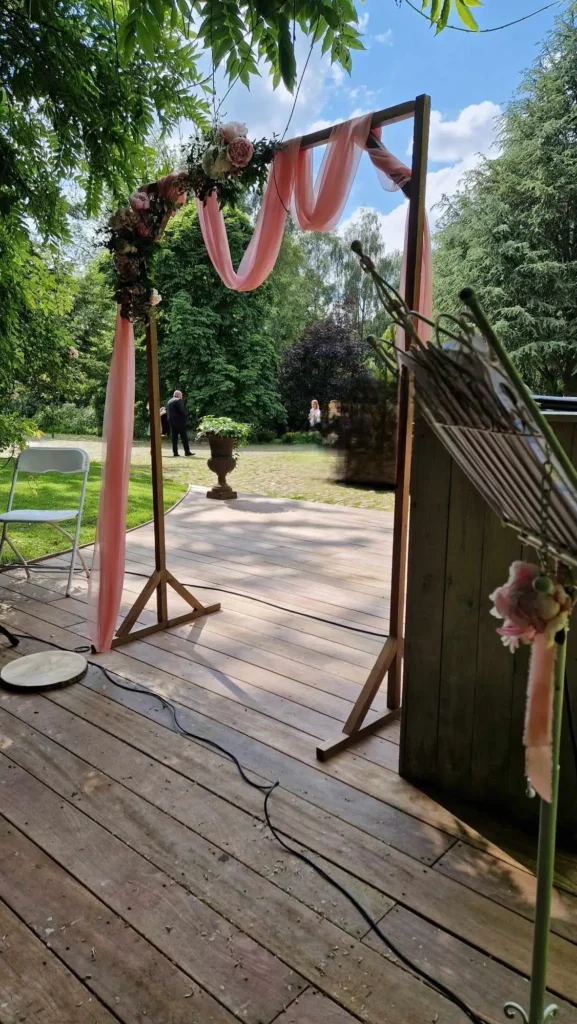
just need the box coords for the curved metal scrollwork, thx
[504,1004,529,1023]
[503,1003,558,1022]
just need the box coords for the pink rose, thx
[129,191,150,212]
[220,121,248,143]
[227,136,254,168]
[489,560,572,652]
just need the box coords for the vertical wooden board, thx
[470,504,521,802]
[0,897,116,1024]
[400,417,452,781]
[436,459,485,792]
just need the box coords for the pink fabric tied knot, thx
[490,561,572,801]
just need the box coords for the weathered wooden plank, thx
[0,696,393,939]
[0,819,239,1024]
[0,894,116,1024]
[435,841,577,945]
[272,989,360,1024]
[400,416,452,781]
[470,504,521,801]
[362,906,577,1022]
[0,607,457,859]
[34,674,577,991]
[0,753,303,1024]
[0,737,463,1024]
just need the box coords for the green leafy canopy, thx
[433,2,577,395]
[421,0,482,33]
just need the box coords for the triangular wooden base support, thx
[316,636,399,760]
[109,568,220,649]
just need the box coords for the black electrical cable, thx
[1,627,490,1024]
[123,569,390,638]
[403,0,564,34]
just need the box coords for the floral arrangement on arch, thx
[106,121,281,322]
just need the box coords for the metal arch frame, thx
[314,94,431,762]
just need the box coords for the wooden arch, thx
[114,95,432,768]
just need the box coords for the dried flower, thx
[220,121,248,143]
[67,345,79,360]
[227,136,254,168]
[149,289,162,306]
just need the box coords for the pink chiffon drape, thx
[91,113,432,652]
[198,112,431,346]
[88,310,135,652]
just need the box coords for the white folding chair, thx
[0,446,90,596]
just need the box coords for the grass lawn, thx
[33,436,396,513]
[163,448,396,511]
[0,463,187,564]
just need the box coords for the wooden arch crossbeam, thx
[114,93,432,753]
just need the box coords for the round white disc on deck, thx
[0,651,87,691]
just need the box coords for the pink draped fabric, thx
[88,309,135,652]
[198,113,432,342]
[291,114,373,231]
[196,139,300,292]
[525,633,557,802]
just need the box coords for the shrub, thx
[36,403,100,437]
[282,431,323,445]
[248,426,277,444]
[196,416,251,447]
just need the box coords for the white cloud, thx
[343,99,501,252]
[426,101,501,162]
[375,30,393,45]
[358,11,370,31]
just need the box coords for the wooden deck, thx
[0,487,576,1024]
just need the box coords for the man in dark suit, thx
[166,390,194,457]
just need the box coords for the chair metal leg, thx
[2,533,31,578]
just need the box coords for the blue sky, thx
[201,0,562,251]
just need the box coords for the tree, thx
[434,3,577,395]
[152,203,285,430]
[279,308,375,430]
[0,0,364,450]
[340,208,402,340]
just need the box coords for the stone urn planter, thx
[206,434,237,500]
[197,417,251,501]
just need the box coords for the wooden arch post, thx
[111,314,221,649]
[317,93,431,760]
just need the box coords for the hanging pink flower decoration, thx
[202,149,232,179]
[220,121,248,143]
[489,561,571,652]
[129,191,150,212]
[227,136,254,168]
